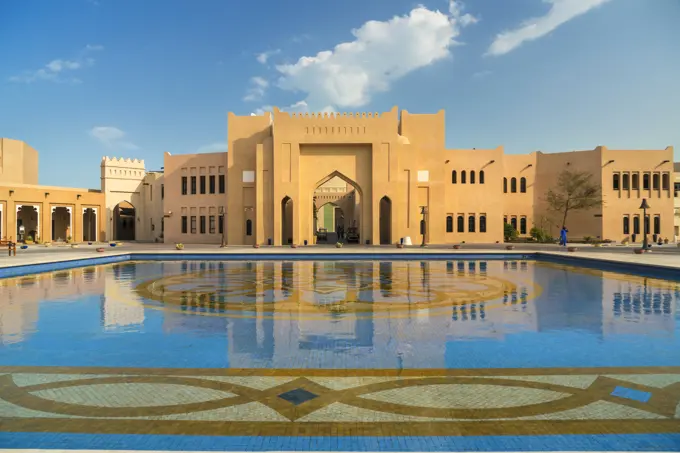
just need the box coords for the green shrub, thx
[504,223,518,242]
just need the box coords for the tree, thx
[504,223,518,242]
[545,169,602,227]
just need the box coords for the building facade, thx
[0,138,105,243]
[163,107,675,245]
[2,107,675,245]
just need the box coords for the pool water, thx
[1,259,679,451]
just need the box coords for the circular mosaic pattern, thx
[133,262,540,318]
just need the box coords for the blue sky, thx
[1,0,679,189]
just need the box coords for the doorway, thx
[379,196,392,245]
[51,207,72,242]
[113,201,136,241]
[281,196,293,245]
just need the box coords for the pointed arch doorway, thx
[379,196,392,245]
[281,196,293,245]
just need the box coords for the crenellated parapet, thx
[100,156,146,168]
[271,106,400,140]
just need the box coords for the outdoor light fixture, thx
[661,160,670,164]
[606,159,615,165]
[489,160,496,164]
[9,190,14,196]
[44,192,50,197]
[639,198,650,250]
[77,194,81,199]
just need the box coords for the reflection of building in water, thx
[0,266,106,343]
[102,263,145,330]
[532,263,604,335]
[602,275,677,336]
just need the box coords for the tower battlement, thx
[100,156,145,168]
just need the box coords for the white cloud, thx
[256,49,281,64]
[89,126,139,150]
[9,44,104,83]
[486,0,613,56]
[243,76,269,102]
[252,100,319,116]
[271,1,477,110]
[195,142,227,154]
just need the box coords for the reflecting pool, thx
[1,259,679,450]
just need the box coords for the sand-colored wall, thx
[0,183,105,242]
[0,138,38,185]
[163,151,227,244]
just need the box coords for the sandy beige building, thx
[0,138,105,243]
[162,107,675,245]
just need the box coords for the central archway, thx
[312,172,362,245]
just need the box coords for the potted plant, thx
[20,244,28,249]
[43,242,51,247]
[88,242,93,245]
[71,243,79,248]
[66,235,72,244]
[96,247,105,252]
[336,242,343,248]
[175,243,184,250]
[396,243,404,249]
[505,245,514,250]
[453,244,461,249]
[253,243,260,248]
[291,243,298,248]
[664,238,669,244]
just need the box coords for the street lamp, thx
[639,198,650,250]
[419,206,428,247]
[219,206,226,248]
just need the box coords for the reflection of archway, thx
[113,201,135,241]
[83,208,97,242]
[281,196,293,245]
[51,207,72,241]
[313,171,362,244]
[379,196,392,245]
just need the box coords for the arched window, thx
[246,219,253,236]
[652,174,660,190]
[503,216,508,225]
[446,215,453,233]
[662,173,670,190]
[643,173,650,190]
[468,215,476,233]
[479,215,487,233]
[520,217,527,235]
[622,173,629,190]
[653,215,660,235]
[510,217,517,230]
[461,171,467,184]
[632,173,639,189]
[623,216,630,235]
[479,170,485,184]
[451,170,457,184]
[510,177,517,193]
[470,171,476,184]
[503,177,508,193]
[633,216,640,234]
[613,174,620,190]
[457,215,464,232]
[520,177,527,193]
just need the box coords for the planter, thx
[291,244,298,249]
[96,248,105,252]
[71,244,79,248]
[253,244,260,248]
[593,243,601,247]
[20,245,28,250]
[396,243,404,249]
[453,245,461,250]
[88,242,93,245]
[109,243,117,247]
[43,243,51,247]
[175,244,184,250]
[634,248,644,254]
[505,245,514,250]
[567,247,578,252]
[336,243,343,248]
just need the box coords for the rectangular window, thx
[218,175,225,193]
[161,218,164,232]
[623,215,629,235]
[675,182,680,197]
[643,173,650,190]
[181,177,188,195]
[151,218,154,231]
[161,184,165,199]
[622,174,629,190]
[209,215,216,234]
[209,175,216,194]
[190,216,197,234]
[219,215,224,234]
[150,185,153,201]
[200,176,206,194]
[181,216,188,234]
[191,176,197,194]
[200,215,206,234]
[633,215,640,234]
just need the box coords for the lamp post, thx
[219,206,226,248]
[420,206,428,247]
[640,198,650,250]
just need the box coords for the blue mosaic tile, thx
[611,385,652,403]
